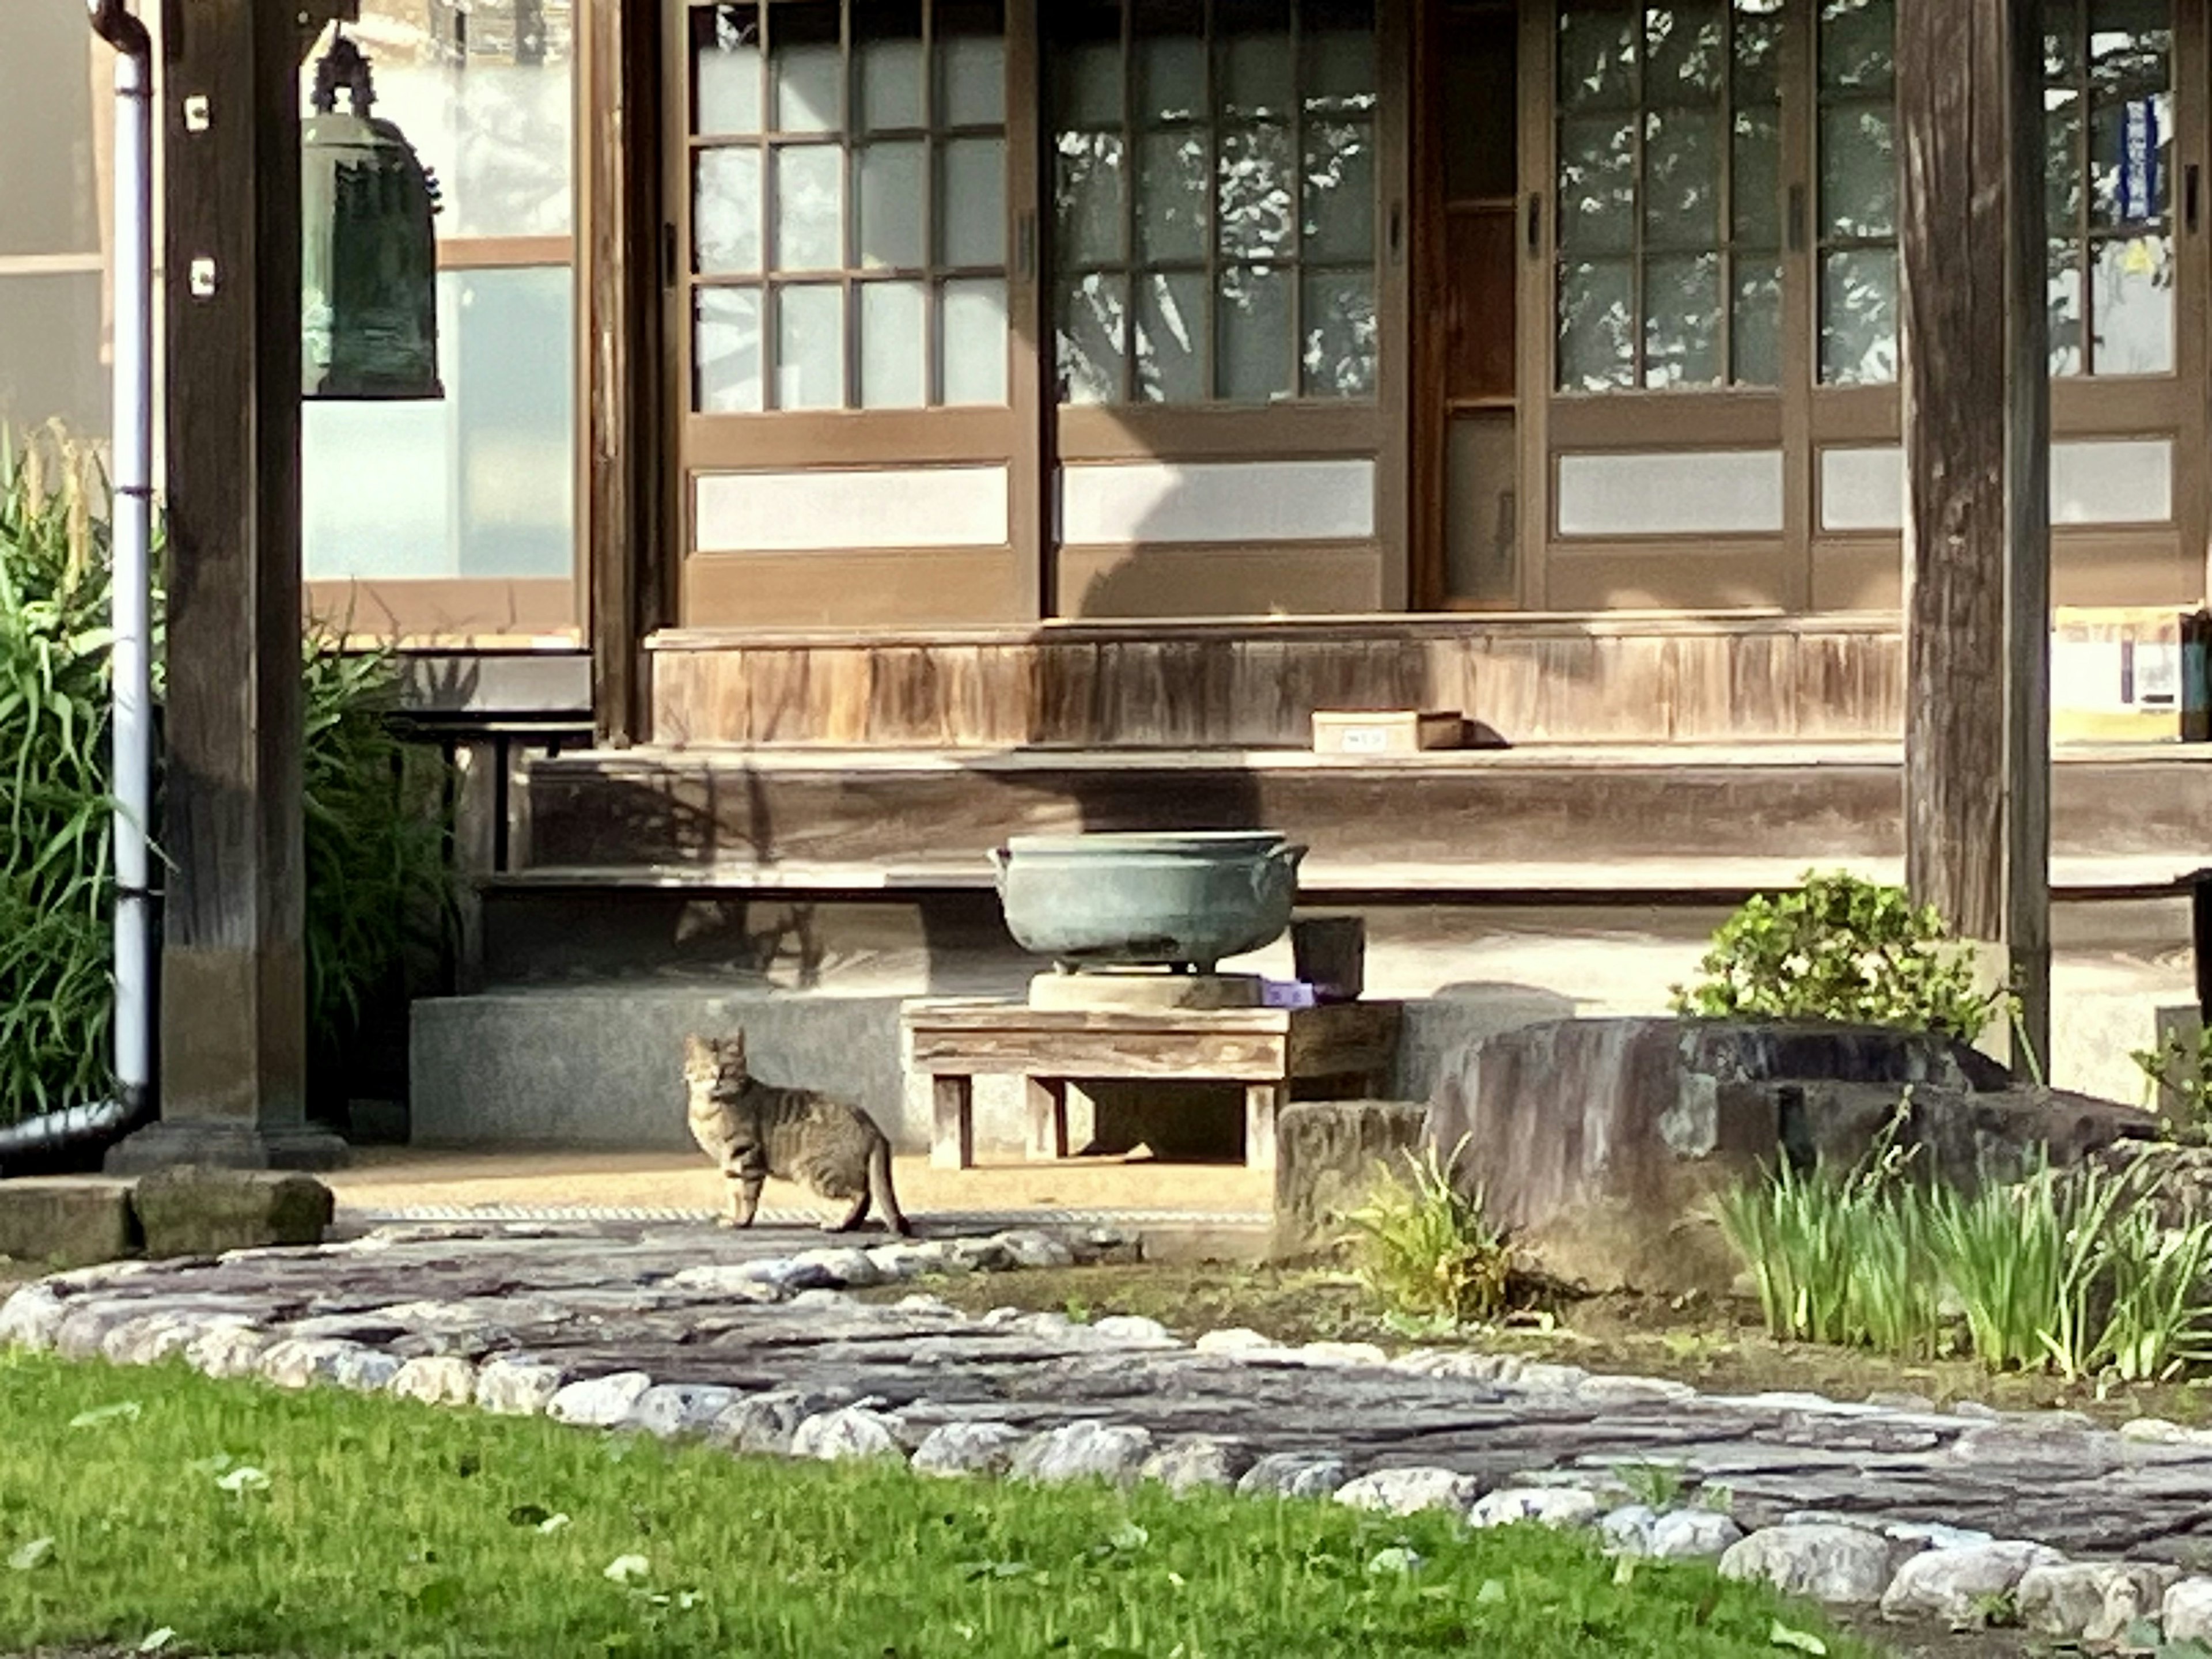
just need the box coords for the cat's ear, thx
[726,1028,747,1065]
[682,1033,710,1065]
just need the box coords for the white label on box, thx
[1337,728,1389,753]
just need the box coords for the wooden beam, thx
[108,0,344,1171]
[581,0,664,748]
[1897,0,2051,1069]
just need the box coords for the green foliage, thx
[1671,869,2003,1043]
[0,429,450,1126]
[1339,1140,1520,1327]
[1720,1134,2212,1382]
[0,1350,1871,1659]
[2131,1025,2212,1143]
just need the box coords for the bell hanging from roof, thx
[300,32,445,400]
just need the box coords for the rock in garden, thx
[1647,1510,1745,1559]
[1502,1361,1590,1393]
[474,1357,568,1415]
[1195,1327,1278,1357]
[627,1385,738,1440]
[1575,1374,1697,1408]
[258,1338,367,1390]
[133,1166,334,1257]
[1289,1341,1389,1370]
[1335,1467,1483,1518]
[787,1247,881,1288]
[549,1372,656,1427]
[1237,1452,1351,1500]
[710,1389,841,1456]
[54,1301,135,1361]
[2017,1563,2177,1641]
[869,1240,956,1278]
[1601,1506,1659,1554]
[1878,1542,2065,1623]
[911,1422,1028,1478]
[664,1264,786,1301]
[1010,1422,1156,1487]
[947,1237,1014,1272]
[185,1324,270,1380]
[1719,1525,1899,1605]
[1139,1437,1253,1495]
[791,1406,903,1462]
[994,1230,1074,1270]
[2165,1577,2212,1643]
[1469,1487,1603,1529]
[1088,1315,1177,1349]
[389,1357,479,1407]
[329,1348,402,1391]
[0,1285,64,1350]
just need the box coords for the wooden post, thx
[107,0,346,1171]
[1897,0,2051,1074]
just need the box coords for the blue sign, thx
[2119,98,2160,224]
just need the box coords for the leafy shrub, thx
[1671,869,2003,1043]
[2130,1025,2212,1143]
[0,429,450,1127]
[1339,1140,1521,1326]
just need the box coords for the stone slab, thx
[132,1167,335,1257]
[0,1177,137,1268]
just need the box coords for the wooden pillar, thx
[107,0,345,1171]
[1897,0,2051,1072]
[581,0,664,749]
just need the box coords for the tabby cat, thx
[681,1032,912,1236]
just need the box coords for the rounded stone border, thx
[5,1225,2210,1647]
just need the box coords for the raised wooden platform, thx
[518,742,2212,900]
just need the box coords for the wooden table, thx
[903,998,1404,1172]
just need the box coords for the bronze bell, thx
[301,34,445,400]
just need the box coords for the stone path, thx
[11,1219,2212,1641]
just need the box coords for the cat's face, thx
[682,1032,747,1088]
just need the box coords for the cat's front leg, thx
[725,1149,767,1228]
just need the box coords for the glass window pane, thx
[855,1,924,129]
[1303,120,1375,262]
[2049,238,2085,376]
[1820,104,1895,240]
[1732,106,1781,245]
[2090,89,2172,228]
[1733,1,1784,106]
[1138,130,1210,263]
[1137,270,1209,402]
[940,137,1007,267]
[1059,272,1129,403]
[1304,0,1378,116]
[1820,0,1894,94]
[1217,263,1292,402]
[1302,269,1377,398]
[1055,28,1126,128]
[858,141,926,269]
[693,5,764,137]
[1219,123,1295,259]
[1217,0,1293,120]
[2091,233,2173,373]
[1643,108,1721,251]
[942,277,1009,403]
[775,282,846,408]
[2046,88,2084,232]
[774,145,846,270]
[859,280,927,406]
[695,147,764,274]
[1056,133,1127,266]
[937,1,1007,127]
[1558,7,1637,111]
[0,274,104,441]
[1647,3,1726,104]
[1644,252,1722,387]
[1135,26,1208,125]
[2090,0,2171,100]
[1732,257,1781,387]
[696,286,765,412]
[1559,257,1635,391]
[306,269,574,580]
[771,2,843,133]
[0,3,99,257]
[1558,115,1636,253]
[1821,246,1898,384]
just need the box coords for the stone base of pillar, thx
[103,1118,350,1176]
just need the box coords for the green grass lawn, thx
[0,1349,1873,1659]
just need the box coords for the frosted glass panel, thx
[1059,273,1128,403]
[692,5,764,137]
[1056,42,1126,127]
[1556,450,1784,536]
[772,6,843,132]
[695,287,766,413]
[1138,131,1210,263]
[1557,115,1637,253]
[0,274,104,439]
[696,465,1010,551]
[1219,26,1294,120]
[858,141,926,269]
[1559,259,1635,391]
[1137,35,1207,124]
[1821,247,1898,384]
[2092,235,2175,374]
[940,138,1007,267]
[774,146,846,270]
[776,282,846,408]
[1820,105,1896,239]
[941,278,1009,404]
[860,281,927,407]
[1217,264,1292,403]
[1819,446,1902,531]
[1217,123,1296,259]
[305,270,574,579]
[1644,252,1722,387]
[938,31,1006,126]
[1642,108,1721,251]
[2052,438,2172,524]
[1061,460,1376,543]
[1302,270,1376,399]
[694,149,764,274]
[1137,270,1208,403]
[858,21,925,130]
[1446,415,1518,605]
[1056,134,1127,264]
[1303,120,1375,262]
